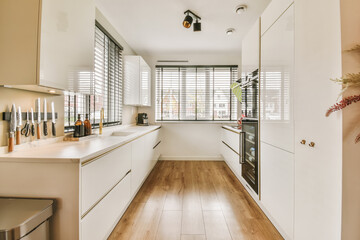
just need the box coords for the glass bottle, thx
[74,114,84,137]
[84,114,92,136]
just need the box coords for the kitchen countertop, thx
[0,125,161,164]
[222,125,242,134]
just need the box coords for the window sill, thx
[155,121,237,124]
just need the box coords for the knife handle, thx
[37,124,41,139]
[52,122,56,137]
[44,122,48,136]
[31,124,35,136]
[16,128,21,145]
[8,133,14,153]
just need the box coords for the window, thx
[156,66,238,121]
[64,22,123,130]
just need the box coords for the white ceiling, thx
[95,0,271,56]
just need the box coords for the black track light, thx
[193,19,201,32]
[183,14,193,28]
[183,10,201,32]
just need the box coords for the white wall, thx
[96,8,138,125]
[138,52,241,160]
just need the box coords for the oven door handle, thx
[239,132,245,164]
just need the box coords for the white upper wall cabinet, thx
[124,56,151,106]
[242,18,260,76]
[0,0,95,92]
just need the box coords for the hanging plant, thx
[326,44,360,144]
[332,73,360,93]
[326,95,360,117]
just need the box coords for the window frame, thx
[155,65,238,122]
[64,22,124,132]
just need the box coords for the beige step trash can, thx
[0,198,53,240]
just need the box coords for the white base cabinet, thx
[220,127,241,177]
[81,127,162,240]
[81,173,131,240]
[81,143,132,215]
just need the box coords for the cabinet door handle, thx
[300,140,306,145]
[239,132,245,164]
[309,142,315,147]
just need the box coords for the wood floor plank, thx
[108,161,283,240]
[156,210,182,240]
[180,235,206,240]
[203,210,232,240]
[198,162,222,211]
[181,210,205,235]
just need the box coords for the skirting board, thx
[159,155,224,161]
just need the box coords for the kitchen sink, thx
[111,131,136,136]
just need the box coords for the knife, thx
[36,98,41,139]
[43,98,48,136]
[8,104,16,152]
[16,106,22,145]
[51,101,56,137]
[30,108,35,137]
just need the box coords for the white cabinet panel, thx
[39,0,95,90]
[140,58,151,106]
[293,0,342,238]
[124,56,140,105]
[124,56,151,106]
[131,137,146,195]
[0,0,95,91]
[81,173,131,240]
[261,142,294,238]
[221,141,241,177]
[261,0,293,35]
[260,5,294,153]
[242,19,260,76]
[81,143,131,215]
[221,128,240,154]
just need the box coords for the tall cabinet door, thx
[293,0,342,239]
[260,4,295,239]
[260,4,294,153]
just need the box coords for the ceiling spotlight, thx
[183,10,201,32]
[236,5,247,14]
[193,19,201,32]
[226,28,235,35]
[183,13,193,28]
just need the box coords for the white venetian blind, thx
[64,23,123,129]
[156,66,238,121]
[93,24,123,124]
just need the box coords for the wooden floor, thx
[108,161,283,240]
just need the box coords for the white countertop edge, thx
[222,125,242,134]
[0,125,161,164]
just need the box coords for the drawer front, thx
[81,143,131,215]
[221,141,241,177]
[81,172,131,240]
[221,128,240,154]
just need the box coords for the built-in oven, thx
[240,120,258,194]
[241,69,259,119]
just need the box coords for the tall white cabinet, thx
[124,56,151,106]
[258,0,343,239]
[293,0,342,239]
[260,3,295,238]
